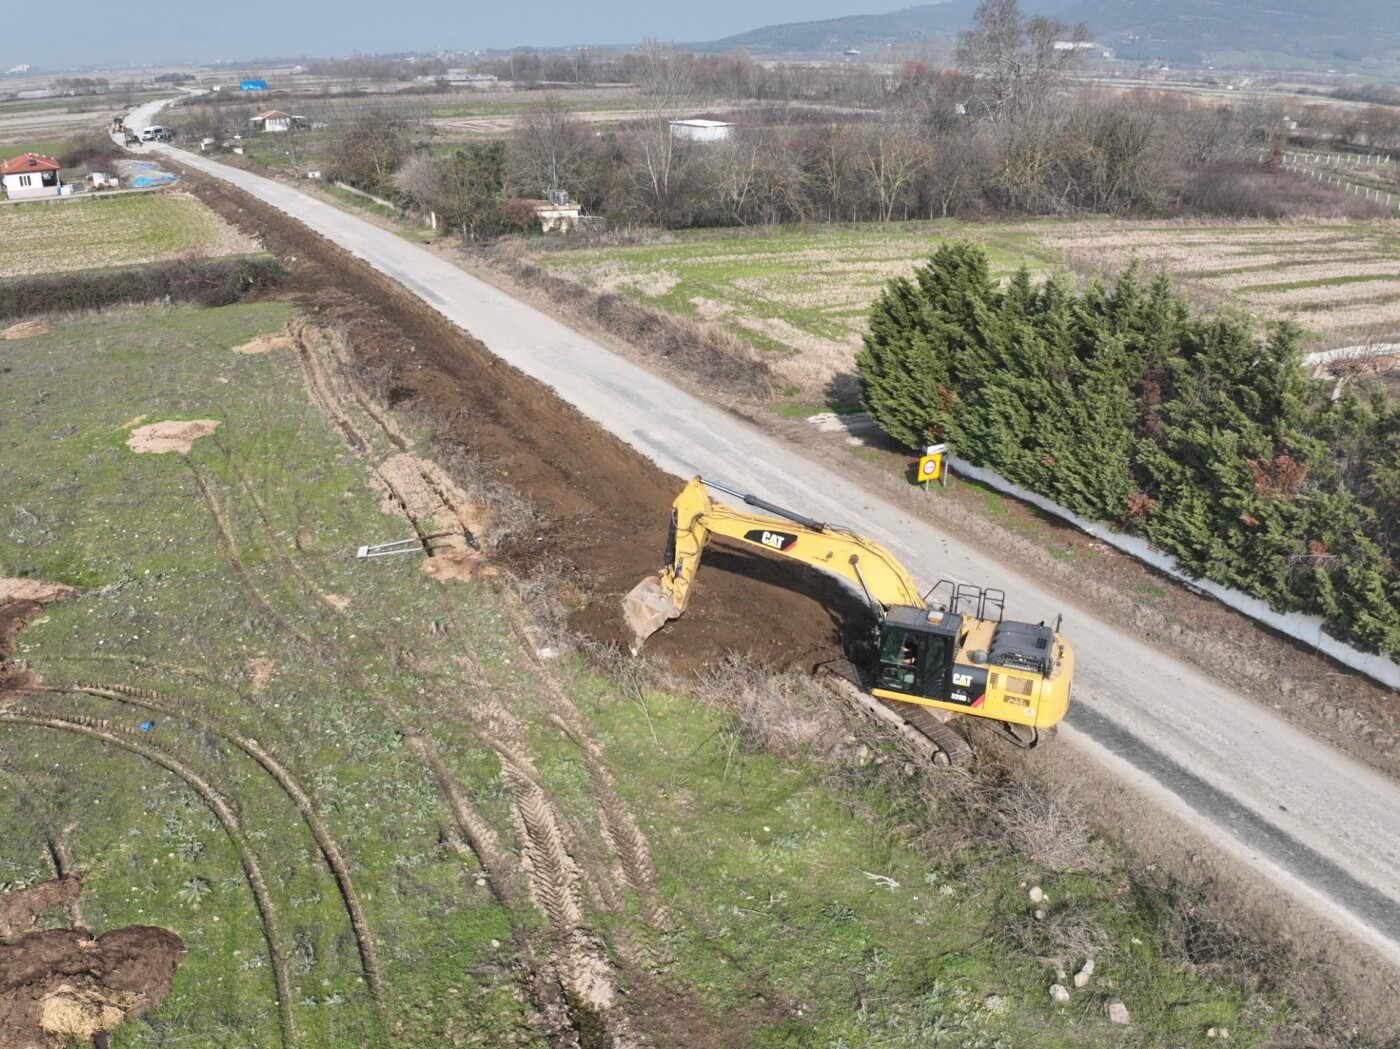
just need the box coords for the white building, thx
[669,119,734,143]
[1,153,64,200]
[250,110,292,133]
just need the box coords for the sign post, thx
[918,444,948,491]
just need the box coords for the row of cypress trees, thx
[857,241,1400,658]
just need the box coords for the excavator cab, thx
[874,607,961,703]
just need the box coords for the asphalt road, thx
[129,99,1400,971]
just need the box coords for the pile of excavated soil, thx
[232,332,294,354]
[126,420,219,455]
[0,879,182,1048]
[183,174,869,670]
[374,454,491,584]
[1,321,51,340]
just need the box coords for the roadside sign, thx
[919,443,949,489]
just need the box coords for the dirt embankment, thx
[184,172,872,672]
[0,877,182,1049]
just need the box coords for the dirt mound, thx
[1,321,51,340]
[375,454,492,584]
[0,926,183,1048]
[126,420,219,454]
[232,332,293,354]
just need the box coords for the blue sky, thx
[2,1,916,71]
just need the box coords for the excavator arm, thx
[624,477,924,651]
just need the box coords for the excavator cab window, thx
[876,628,952,700]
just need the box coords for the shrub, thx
[0,255,284,321]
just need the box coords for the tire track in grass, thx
[493,582,670,928]
[0,712,295,1048]
[214,443,351,616]
[187,439,521,901]
[185,460,320,651]
[280,301,642,1042]
[53,683,387,1013]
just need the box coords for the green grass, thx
[0,302,1316,1047]
[0,138,73,163]
[533,221,1061,364]
[0,192,252,278]
[0,303,534,1046]
[523,217,1400,390]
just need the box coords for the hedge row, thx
[858,241,1400,659]
[0,254,284,321]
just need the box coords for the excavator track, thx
[817,660,973,767]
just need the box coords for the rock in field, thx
[1049,983,1070,1003]
[1105,997,1130,1024]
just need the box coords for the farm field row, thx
[528,218,1400,399]
[0,191,258,277]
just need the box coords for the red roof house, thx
[1,153,63,200]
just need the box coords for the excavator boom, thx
[624,477,923,652]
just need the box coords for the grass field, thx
[0,139,75,164]
[0,192,258,278]
[527,218,1400,402]
[0,302,1320,1046]
[532,223,1058,397]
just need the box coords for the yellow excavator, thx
[624,477,1075,757]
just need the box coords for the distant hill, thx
[695,0,1400,67]
[1059,0,1400,65]
[692,0,1067,55]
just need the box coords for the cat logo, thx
[952,672,974,688]
[743,528,798,552]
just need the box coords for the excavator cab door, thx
[875,623,954,702]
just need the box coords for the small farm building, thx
[526,192,583,233]
[669,119,734,143]
[249,110,299,133]
[1,153,64,200]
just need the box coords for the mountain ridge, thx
[694,0,1400,67]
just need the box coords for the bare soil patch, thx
[231,331,294,354]
[0,573,76,704]
[247,657,274,694]
[126,419,220,455]
[0,874,83,942]
[1,321,51,340]
[0,578,77,606]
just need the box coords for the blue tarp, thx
[240,80,267,91]
[130,173,177,187]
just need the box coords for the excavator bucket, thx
[622,575,681,654]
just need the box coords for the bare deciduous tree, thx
[324,112,408,194]
[625,38,695,223]
[856,120,926,221]
[955,0,1088,124]
[509,94,598,200]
